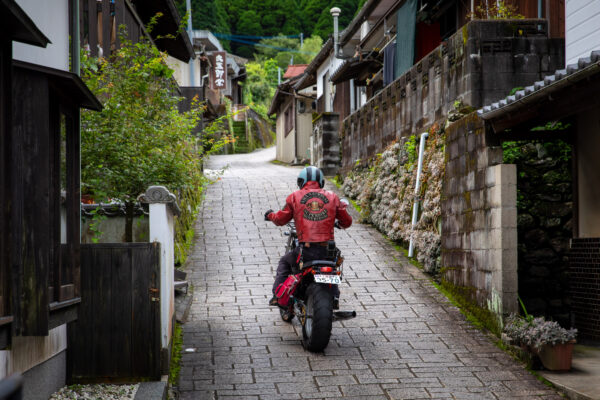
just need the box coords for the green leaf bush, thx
[81,28,231,246]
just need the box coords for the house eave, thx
[0,0,50,47]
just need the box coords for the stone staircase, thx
[232,120,251,153]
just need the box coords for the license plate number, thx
[314,274,341,284]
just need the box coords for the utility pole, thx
[186,0,195,86]
[278,67,281,84]
[300,32,303,48]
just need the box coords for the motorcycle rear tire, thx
[302,283,333,352]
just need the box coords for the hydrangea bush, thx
[342,127,445,273]
[504,314,577,350]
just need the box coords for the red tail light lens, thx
[320,267,333,273]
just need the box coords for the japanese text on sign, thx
[211,52,227,90]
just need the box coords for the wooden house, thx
[269,64,315,163]
[1,0,101,398]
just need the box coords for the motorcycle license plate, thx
[314,274,341,284]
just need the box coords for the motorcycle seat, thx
[303,260,337,268]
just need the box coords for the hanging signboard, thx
[210,51,227,90]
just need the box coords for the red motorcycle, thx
[274,221,356,352]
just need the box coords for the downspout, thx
[330,7,341,57]
[408,132,428,258]
[72,0,81,243]
[293,92,298,162]
[186,0,195,86]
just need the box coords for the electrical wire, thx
[223,36,317,55]
[214,33,301,40]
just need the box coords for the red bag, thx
[275,274,300,307]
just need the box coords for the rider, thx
[264,166,352,308]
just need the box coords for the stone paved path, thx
[179,148,561,400]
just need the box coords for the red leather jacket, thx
[268,181,352,243]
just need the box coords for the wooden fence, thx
[68,243,161,382]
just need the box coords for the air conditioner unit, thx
[297,100,306,114]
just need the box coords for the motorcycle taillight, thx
[320,266,333,273]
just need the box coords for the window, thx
[49,108,79,305]
[284,104,294,136]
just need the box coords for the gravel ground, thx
[49,384,139,400]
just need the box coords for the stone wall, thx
[442,113,518,319]
[81,204,149,243]
[503,141,573,326]
[341,126,445,273]
[339,19,564,172]
[570,238,600,341]
[312,113,340,175]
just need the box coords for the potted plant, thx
[504,315,577,371]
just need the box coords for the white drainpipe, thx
[408,132,429,258]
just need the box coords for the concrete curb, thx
[135,381,167,400]
[543,378,596,400]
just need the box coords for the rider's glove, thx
[264,209,274,221]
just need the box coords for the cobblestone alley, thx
[179,148,561,400]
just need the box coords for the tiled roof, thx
[283,64,308,79]
[478,50,600,119]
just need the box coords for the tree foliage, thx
[176,0,363,57]
[255,35,323,69]
[80,31,229,241]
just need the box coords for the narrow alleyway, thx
[179,148,560,400]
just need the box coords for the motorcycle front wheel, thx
[301,283,333,352]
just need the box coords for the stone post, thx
[140,186,180,360]
[312,113,340,175]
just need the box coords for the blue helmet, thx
[297,166,325,189]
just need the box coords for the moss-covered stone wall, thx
[503,140,573,326]
[442,113,518,320]
[341,124,445,273]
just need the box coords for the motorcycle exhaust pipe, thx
[333,311,357,321]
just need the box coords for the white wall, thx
[13,0,70,71]
[0,325,67,378]
[149,202,175,350]
[167,56,201,87]
[566,0,600,65]
[316,54,343,112]
[275,102,296,163]
[296,105,313,160]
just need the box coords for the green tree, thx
[243,60,277,117]
[80,32,227,241]
[254,35,321,69]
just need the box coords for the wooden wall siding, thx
[333,80,350,122]
[339,19,564,172]
[82,0,143,58]
[0,42,10,322]
[11,68,52,336]
[178,87,204,133]
[69,243,161,382]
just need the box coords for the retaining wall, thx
[340,19,564,172]
[441,113,518,319]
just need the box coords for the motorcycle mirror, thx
[340,198,350,207]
